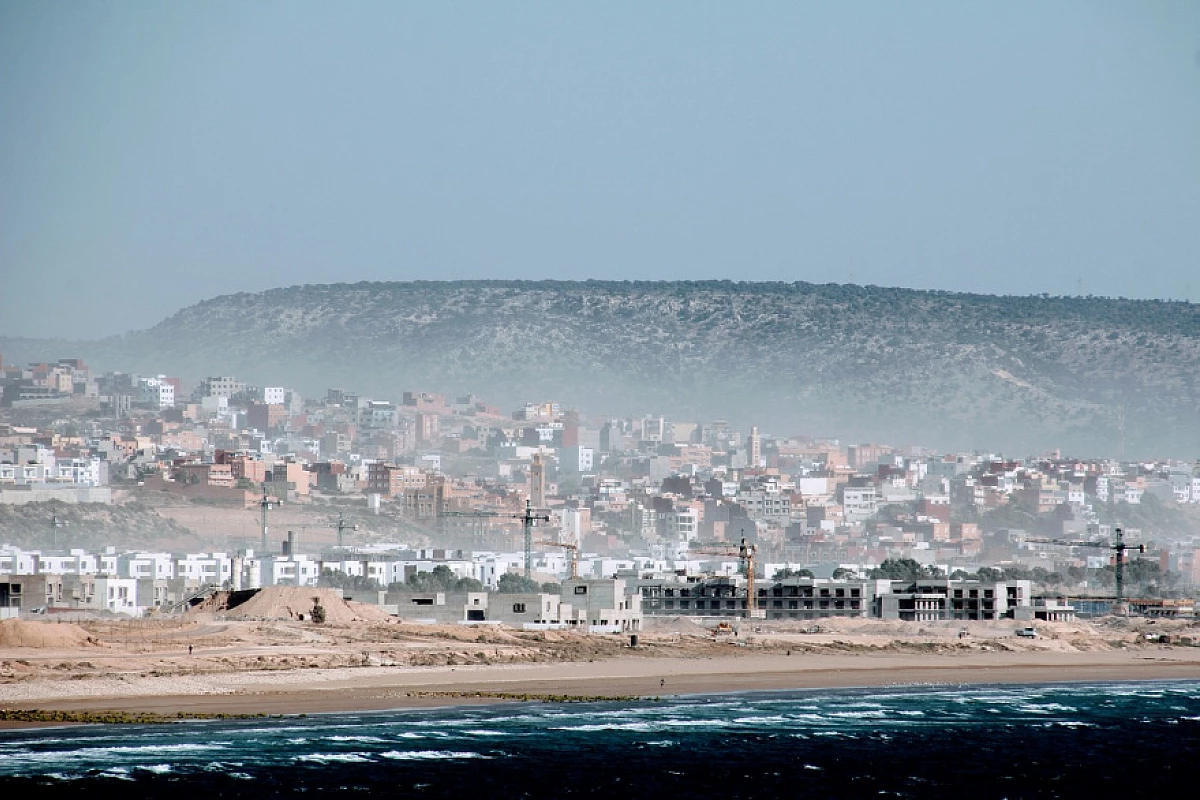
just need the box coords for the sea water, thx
[2,681,1199,798]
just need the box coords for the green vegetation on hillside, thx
[8,280,1199,455]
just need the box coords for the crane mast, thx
[441,499,551,581]
[1021,526,1145,608]
[692,537,760,619]
[535,539,579,579]
[258,491,280,555]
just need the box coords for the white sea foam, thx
[1016,703,1077,715]
[327,735,387,744]
[0,741,223,768]
[98,767,135,781]
[785,713,831,724]
[733,714,789,725]
[555,718,732,733]
[379,750,489,761]
[295,752,373,764]
[826,710,887,720]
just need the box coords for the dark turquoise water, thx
[2,681,1199,798]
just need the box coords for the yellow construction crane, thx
[690,537,761,619]
[535,540,579,579]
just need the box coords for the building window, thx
[574,586,588,595]
[513,603,526,613]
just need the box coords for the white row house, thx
[267,555,322,587]
[176,552,238,586]
[119,552,176,580]
[0,457,104,487]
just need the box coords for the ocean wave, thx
[295,752,373,764]
[379,750,490,761]
[732,714,790,725]
[0,741,225,770]
[826,709,888,720]
[1016,703,1078,715]
[553,718,733,733]
[134,764,176,774]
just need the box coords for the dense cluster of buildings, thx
[3,355,1200,623]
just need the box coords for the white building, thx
[559,507,592,547]
[176,552,236,587]
[661,508,699,542]
[562,576,642,633]
[93,576,140,615]
[119,552,176,581]
[137,376,175,409]
[266,555,323,587]
[842,486,878,523]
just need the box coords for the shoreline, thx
[3,649,1199,727]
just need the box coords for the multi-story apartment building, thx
[842,485,878,523]
[197,376,246,399]
[136,377,175,409]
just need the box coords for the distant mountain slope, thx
[6,281,1200,456]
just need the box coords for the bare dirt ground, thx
[3,603,1199,717]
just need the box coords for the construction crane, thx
[274,516,363,552]
[536,539,579,579]
[49,514,69,550]
[257,491,281,555]
[333,513,360,551]
[249,493,358,554]
[690,537,761,619]
[441,499,551,581]
[1021,527,1146,605]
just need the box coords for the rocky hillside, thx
[0,500,201,551]
[7,281,1200,455]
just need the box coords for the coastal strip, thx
[4,650,1200,726]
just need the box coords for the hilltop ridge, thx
[4,280,1199,456]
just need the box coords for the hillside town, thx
[2,354,1199,626]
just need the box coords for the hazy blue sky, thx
[2,1,1199,339]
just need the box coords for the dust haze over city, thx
[3,3,1200,797]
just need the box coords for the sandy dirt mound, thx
[0,619,99,648]
[641,615,710,634]
[190,587,391,624]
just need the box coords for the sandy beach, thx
[6,650,1200,720]
[4,612,1200,724]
